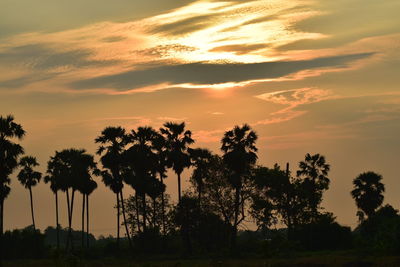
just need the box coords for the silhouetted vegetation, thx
[1,114,399,265]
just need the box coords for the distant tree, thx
[95,126,131,248]
[221,124,258,252]
[0,115,25,249]
[296,153,330,220]
[17,156,42,230]
[351,171,385,220]
[160,122,194,202]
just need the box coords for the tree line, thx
[0,114,398,259]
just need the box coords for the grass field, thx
[4,253,400,267]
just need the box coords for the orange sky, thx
[1,0,399,236]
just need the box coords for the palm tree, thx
[160,122,194,203]
[0,115,25,244]
[44,172,61,250]
[189,148,212,208]
[351,171,385,220]
[221,124,257,252]
[95,126,131,248]
[46,148,97,250]
[125,126,159,231]
[17,156,42,230]
[151,133,168,235]
[75,154,99,249]
[296,153,330,219]
[85,179,97,248]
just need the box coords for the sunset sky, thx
[1,0,399,236]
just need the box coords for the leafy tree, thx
[17,156,42,230]
[296,153,330,220]
[160,122,194,202]
[95,126,131,248]
[221,124,258,252]
[0,114,25,252]
[351,171,385,220]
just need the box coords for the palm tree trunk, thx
[135,193,140,232]
[135,192,141,233]
[0,198,4,266]
[120,190,132,249]
[66,189,71,250]
[116,193,120,249]
[68,189,76,251]
[230,186,240,253]
[177,172,182,203]
[152,198,156,228]
[160,176,166,236]
[55,191,60,251]
[81,193,85,248]
[142,193,147,231]
[86,194,89,248]
[198,182,202,211]
[29,187,36,230]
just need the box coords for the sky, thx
[1,0,399,236]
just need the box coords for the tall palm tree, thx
[189,148,212,208]
[296,153,330,219]
[351,171,385,220]
[85,179,97,248]
[0,115,25,253]
[151,133,168,235]
[44,173,61,250]
[46,148,97,251]
[160,122,194,203]
[221,124,258,252]
[17,156,42,230]
[125,126,159,231]
[95,126,131,248]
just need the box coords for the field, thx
[4,253,400,267]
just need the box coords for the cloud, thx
[71,53,373,91]
[0,44,119,70]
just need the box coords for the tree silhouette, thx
[17,156,42,230]
[95,126,131,248]
[46,148,97,251]
[151,133,168,235]
[44,162,62,250]
[160,122,194,203]
[221,124,257,252]
[351,171,385,220]
[189,148,212,209]
[0,114,25,262]
[297,153,330,220]
[125,126,159,232]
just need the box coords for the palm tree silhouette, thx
[85,179,97,248]
[95,126,131,248]
[351,171,385,220]
[160,122,194,203]
[125,126,159,231]
[44,161,62,250]
[189,148,212,209]
[17,156,42,230]
[221,124,257,252]
[151,133,168,235]
[46,148,97,251]
[0,115,25,253]
[297,153,330,220]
